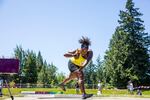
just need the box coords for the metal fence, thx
[2,83,150,90]
[2,83,99,89]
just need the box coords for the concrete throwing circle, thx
[4,95,150,100]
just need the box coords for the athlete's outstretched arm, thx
[64,53,74,57]
[68,50,76,54]
[64,50,77,57]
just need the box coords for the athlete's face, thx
[81,44,88,55]
[81,48,88,55]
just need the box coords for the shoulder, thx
[88,49,92,52]
[77,48,81,51]
[88,50,93,54]
[76,49,81,53]
[70,49,80,53]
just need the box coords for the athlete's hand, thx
[80,60,87,67]
[72,53,79,59]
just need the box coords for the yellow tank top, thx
[70,54,86,67]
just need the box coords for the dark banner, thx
[0,59,19,74]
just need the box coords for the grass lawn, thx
[1,88,150,99]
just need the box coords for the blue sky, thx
[0,0,150,75]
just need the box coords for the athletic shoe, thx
[58,83,66,91]
[82,94,93,99]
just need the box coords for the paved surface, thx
[4,95,150,100]
[5,96,150,100]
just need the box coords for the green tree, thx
[46,63,58,87]
[56,72,65,83]
[84,61,97,88]
[104,0,150,88]
[104,29,130,88]
[13,45,26,83]
[24,50,38,83]
[37,61,48,87]
[13,45,60,86]
[36,51,43,72]
[96,55,104,83]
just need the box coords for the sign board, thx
[0,59,19,74]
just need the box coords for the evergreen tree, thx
[56,72,65,84]
[13,45,59,86]
[96,55,104,83]
[84,61,97,88]
[46,63,58,87]
[36,51,43,72]
[13,45,26,83]
[37,61,48,87]
[24,50,38,83]
[104,0,150,88]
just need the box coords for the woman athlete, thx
[59,36,93,99]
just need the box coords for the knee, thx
[78,79,84,84]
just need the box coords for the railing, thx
[1,83,150,90]
[1,83,99,89]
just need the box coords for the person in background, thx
[97,80,102,96]
[127,80,134,95]
[136,88,142,96]
[59,36,93,99]
[0,77,3,97]
[75,82,80,94]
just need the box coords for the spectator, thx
[127,80,134,95]
[0,77,3,97]
[136,88,142,96]
[75,82,80,94]
[97,80,102,95]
